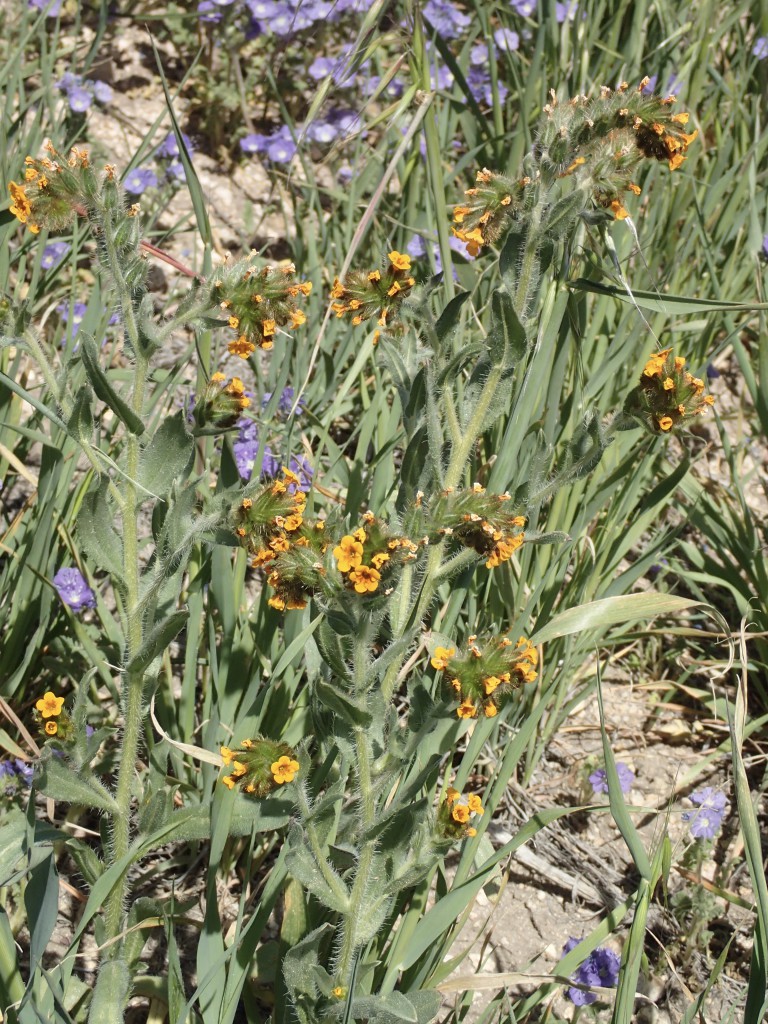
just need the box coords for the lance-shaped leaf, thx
[79,334,145,435]
[283,923,335,1024]
[285,826,350,914]
[77,478,124,582]
[66,384,94,446]
[486,288,527,366]
[138,411,194,499]
[124,608,188,675]
[314,678,372,728]
[37,757,119,814]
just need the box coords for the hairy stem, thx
[101,211,149,946]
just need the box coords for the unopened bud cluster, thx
[193,373,250,433]
[332,512,419,597]
[211,257,311,357]
[331,250,415,337]
[453,81,698,254]
[625,348,714,433]
[232,470,327,611]
[436,786,484,840]
[421,486,525,569]
[452,168,535,256]
[431,635,538,718]
[219,737,300,796]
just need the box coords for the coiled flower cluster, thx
[625,348,715,433]
[212,257,311,357]
[219,737,300,796]
[423,485,526,569]
[330,250,415,336]
[452,80,698,254]
[431,635,538,718]
[193,373,250,433]
[436,786,484,840]
[232,469,327,611]
[332,511,419,597]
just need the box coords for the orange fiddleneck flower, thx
[610,199,629,220]
[467,795,484,815]
[388,250,411,271]
[333,535,364,572]
[229,336,257,359]
[45,721,58,736]
[642,348,672,377]
[483,701,498,718]
[446,787,460,804]
[221,775,236,789]
[483,675,501,695]
[36,692,65,718]
[451,804,470,824]
[271,755,300,784]
[457,698,477,719]
[431,646,455,671]
[658,416,674,431]
[349,564,380,593]
[371,552,389,570]
[220,745,235,765]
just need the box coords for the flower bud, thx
[436,786,484,841]
[194,373,251,433]
[330,251,415,335]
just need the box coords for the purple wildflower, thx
[762,234,768,258]
[262,387,304,417]
[308,56,336,79]
[306,120,338,144]
[266,135,297,163]
[40,241,71,270]
[57,301,88,336]
[561,937,620,1006]
[510,0,536,15]
[683,786,727,840]
[53,567,97,612]
[198,0,224,20]
[494,27,519,51]
[166,161,186,181]
[67,87,93,113]
[156,132,195,159]
[423,0,471,38]
[589,762,635,796]
[28,0,63,15]
[555,0,578,22]
[92,81,113,104]
[124,167,158,195]
[753,36,768,60]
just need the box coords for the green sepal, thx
[37,756,119,815]
[79,334,145,435]
[124,609,188,675]
[138,411,194,499]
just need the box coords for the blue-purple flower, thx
[0,758,34,789]
[753,36,768,60]
[40,241,71,270]
[156,132,195,160]
[555,0,579,22]
[683,786,727,840]
[124,167,158,196]
[53,567,97,612]
[54,73,111,113]
[494,27,519,51]
[561,938,620,1005]
[57,301,88,337]
[422,0,471,38]
[262,386,304,417]
[588,762,635,796]
[28,0,63,17]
